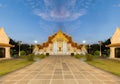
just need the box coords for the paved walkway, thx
[0,56,120,84]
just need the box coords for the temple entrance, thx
[115,48,120,58]
[59,47,61,51]
[0,48,5,58]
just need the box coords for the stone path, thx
[0,56,120,84]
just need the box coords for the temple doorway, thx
[115,48,120,58]
[0,48,5,58]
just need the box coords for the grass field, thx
[0,59,33,76]
[86,59,120,76]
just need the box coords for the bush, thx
[106,49,110,56]
[94,50,100,56]
[26,54,34,61]
[34,54,46,60]
[20,50,26,56]
[46,53,49,56]
[74,54,85,59]
[74,54,81,58]
[71,53,74,56]
[40,54,46,58]
[86,54,93,61]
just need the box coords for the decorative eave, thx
[77,44,83,49]
[106,43,120,47]
[0,43,14,47]
[36,30,83,49]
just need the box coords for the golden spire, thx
[58,29,62,33]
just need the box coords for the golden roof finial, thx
[58,29,62,33]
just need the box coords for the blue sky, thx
[0,0,120,44]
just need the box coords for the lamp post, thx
[18,41,22,56]
[30,44,32,54]
[82,40,86,55]
[34,40,38,55]
[98,41,102,57]
[88,44,90,53]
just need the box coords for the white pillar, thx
[110,47,115,58]
[55,42,57,54]
[53,43,55,54]
[63,41,67,54]
[53,42,57,55]
[5,47,11,58]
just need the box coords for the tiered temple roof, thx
[36,30,83,49]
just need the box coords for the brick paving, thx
[0,56,120,84]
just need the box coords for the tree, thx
[9,38,33,56]
[88,44,99,55]
[9,38,19,56]
[20,44,33,55]
[101,38,111,56]
[88,38,111,56]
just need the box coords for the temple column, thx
[63,41,67,54]
[53,41,57,55]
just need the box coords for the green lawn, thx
[86,59,120,76]
[0,59,33,76]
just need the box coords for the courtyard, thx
[0,56,120,84]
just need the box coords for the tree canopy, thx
[9,38,33,56]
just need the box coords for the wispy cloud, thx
[0,3,6,8]
[114,3,120,7]
[27,0,93,22]
[34,9,86,21]
[0,4,2,8]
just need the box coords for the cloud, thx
[34,9,86,21]
[27,0,93,22]
[0,3,6,8]
[69,10,86,20]
[0,4,2,7]
[114,4,120,7]
[34,9,51,21]
[50,9,70,19]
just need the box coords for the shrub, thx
[10,50,14,56]
[71,53,74,56]
[106,49,110,56]
[46,53,49,56]
[20,55,27,59]
[74,54,84,59]
[40,54,46,58]
[20,50,26,56]
[86,54,93,61]
[26,54,34,61]
[34,54,46,59]
[13,55,19,58]
[94,50,100,56]
[74,54,80,58]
